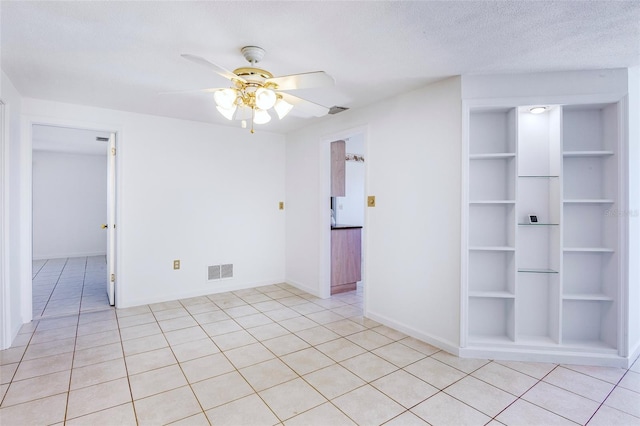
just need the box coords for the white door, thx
[106,133,116,305]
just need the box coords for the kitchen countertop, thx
[331,224,363,230]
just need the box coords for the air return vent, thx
[328,106,349,115]
[208,264,233,281]
[96,136,109,142]
[208,265,221,281]
[221,264,233,279]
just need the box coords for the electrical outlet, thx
[279,201,284,210]
[173,260,180,270]
[367,196,376,207]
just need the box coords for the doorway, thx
[325,130,367,301]
[31,125,115,318]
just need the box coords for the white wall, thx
[286,77,463,350]
[335,134,365,226]
[1,71,25,349]
[21,98,286,309]
[32,150,107,259]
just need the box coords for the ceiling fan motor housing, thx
[241,46,265,65]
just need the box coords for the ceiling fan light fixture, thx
[274,97,293,119]
[255,88,277,110]
[216,104,236,120]
[214,88,237,109]
[253,109,271,124]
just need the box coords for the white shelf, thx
[470,153,516,160]
[469,291,515,299]
[467,335,514,345]
[516,335,558,346]
[563,199,615,204]
[563,247,614,253]
[563,150,614,157]
[518,268,558,274]
[563,293,614,301]
[469,246,515,251]
[469,200,516,204]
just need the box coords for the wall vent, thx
[208,265,221,281]
[328,106,349,115]
[221,264,233,279]
[96,136,109,142]
[208,264,233,281]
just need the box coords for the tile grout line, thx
[7,276,640,425]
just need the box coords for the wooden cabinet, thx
[331,140,346,197]
[331,227,361,294]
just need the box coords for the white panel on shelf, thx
[469,298,515,341]
[517,273,559,343]
[517,107,560,177]
[469,158,515,201]
[517,177,560,224]
[469,250,515,294]
[562,300,617,349]
[518,226,560,272]
[469,109,515,155]
[563,108,605,152]
[469,204,514,247]
[563,157,607,200]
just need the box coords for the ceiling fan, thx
[179,46,335,133]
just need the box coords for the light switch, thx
[367,196,376,207]
[279,201,284,210]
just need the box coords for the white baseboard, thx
[285,279,323,298]
[117,278,285,309]
[365,309,461,355]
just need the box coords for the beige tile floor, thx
[2,279,640,425]
[32,256,110,319]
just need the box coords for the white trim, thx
[367,309,461,356]
[619,96,630,358]
[459,346,629,368]
[0,100,9,349]
[120,278,286,309]
[21,115,123,321]
[285,279,323,299]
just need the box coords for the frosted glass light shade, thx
[529,106,547,114]
[214,88,237,109]
[274,98,293,119]
[216,104,236,120]
[255,88,277,110]
[253,109,271,124]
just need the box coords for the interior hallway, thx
[32,256,111,319]
[1,282,639,425]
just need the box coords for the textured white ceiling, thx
[2,1,639,134]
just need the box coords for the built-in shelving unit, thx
[561,104,619,351]
[465,100,622,359]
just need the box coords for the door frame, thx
[319,125,368,302]
[22,115,122,320]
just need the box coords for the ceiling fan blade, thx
[181,54,246,83]
[158,87,225,95]
[266,71,334,91]
[279,92,329,117]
